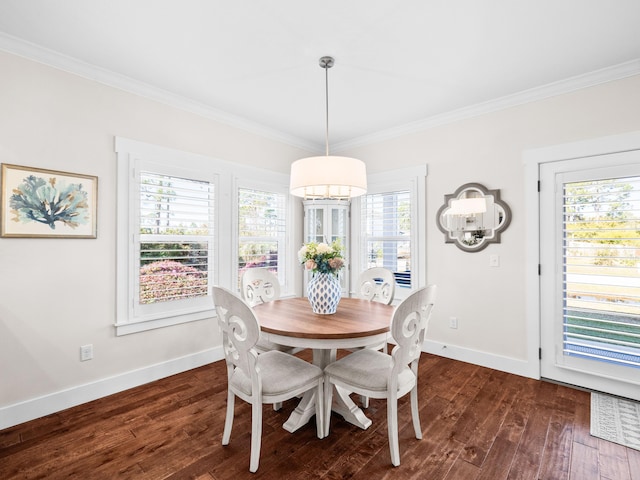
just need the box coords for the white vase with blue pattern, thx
[307,273,341,314]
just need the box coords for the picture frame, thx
[1,163,98,238]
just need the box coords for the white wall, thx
[341,74,640,374]
[2,48,640,429]
[0,51,309,428]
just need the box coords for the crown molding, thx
[1,32,638,153]
[333,59,640,152]
[0,32,317,152]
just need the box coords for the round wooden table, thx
[253,297,394,433]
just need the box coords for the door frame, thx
[523,131,640,381]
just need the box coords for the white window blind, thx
[237,187,286,286]
[361,190,411,288]
[563,176,640,367]
[138,171,215,305]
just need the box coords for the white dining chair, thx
[212,286,325,473]
[357,267,396,305]
[354,267,397,407]
[355,267,396,352]
[241,267,281,305]
[323,284,436,467]
[240,268,300,355]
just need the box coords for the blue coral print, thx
[9,174,90,230]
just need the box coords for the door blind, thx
[563,176,640,367]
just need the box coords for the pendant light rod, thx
[319,56,334,157]
[289,55,367,200]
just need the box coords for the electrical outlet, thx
[489,254,500,267]
[449,317,458,329]
[80,344,93,361]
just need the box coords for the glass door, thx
[303,200,350,294]
[540,150,640,400]
[305,207,324,244]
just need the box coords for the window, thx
[116,138,217,335]
[116,137,293,334]
[138,172,214,306]
[351,166,427,300]
[237,187,287,288]
[361,191,412,289]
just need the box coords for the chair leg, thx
[410,384,422,439]
[315,379,325,439]
[222,390,235,445]
[249,400,263,473]
[387,396,400,467]
[273,402,282,411]
[324,377,334,438]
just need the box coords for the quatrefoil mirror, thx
[436,183,511,252]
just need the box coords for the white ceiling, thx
[1,0,639,152]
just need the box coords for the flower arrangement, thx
[298,240,345,276]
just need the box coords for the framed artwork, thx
[1,163,98,238]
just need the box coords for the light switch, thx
[489,254,500,267]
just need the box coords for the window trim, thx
[350,165,427,301]
[115,138,220,335]
[524,130,640,381]
[115,137,292,335]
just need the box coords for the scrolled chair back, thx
[240,268,281,307]
[358,267,396,305]
[212,286,261,376]
[390,285,437,368]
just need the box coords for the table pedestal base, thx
[282,386,372,433]
[282,348,372,433]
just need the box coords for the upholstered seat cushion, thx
[231,350,322,397]
[255,336,298,353]
[324,348,415,393]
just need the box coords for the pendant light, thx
[289,56,367,199]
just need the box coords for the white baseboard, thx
[422,340,536,379]
[0,347,224,430]
[2,342,534,431]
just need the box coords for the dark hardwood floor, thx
[1,352,639,479]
